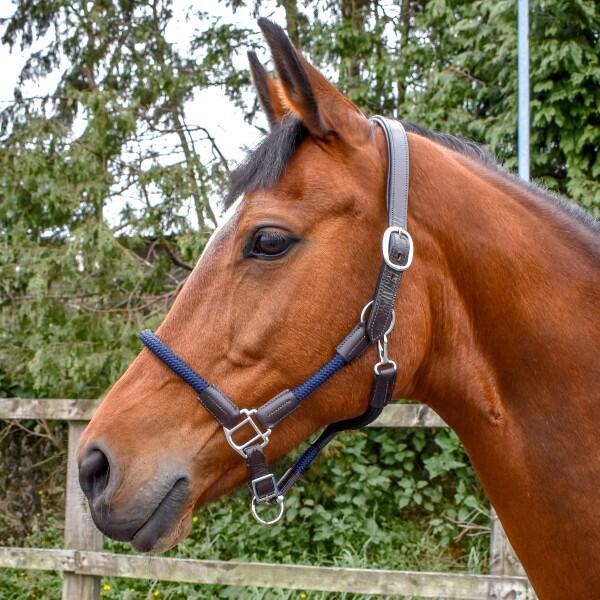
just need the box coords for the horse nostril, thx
[79,448,111,503]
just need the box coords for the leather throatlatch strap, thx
[276,361,398,497]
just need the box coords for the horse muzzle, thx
[78,442,191,552]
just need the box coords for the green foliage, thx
[1,0,597,396]
[287,0,599,215]
[0,0,597,597]
[401,0,600,213]
[0,0,254,401]
[0,425,489,599]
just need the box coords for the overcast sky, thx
[0,0,287,224]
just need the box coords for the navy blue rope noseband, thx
[140,329,347,402]
[140,331,210,394]
[139,116,413,525]
[292,353,346,400]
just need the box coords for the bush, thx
[0,420,489,599]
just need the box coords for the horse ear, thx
[258,18,364,140]
[247,51,286,129]
[257,18,328,137]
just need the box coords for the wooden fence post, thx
[488,507,533,599]
[63,421,103,600]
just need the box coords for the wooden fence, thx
[0,398,535,599]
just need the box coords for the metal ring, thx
[360,300,373,324]
[223,408,271,458]
[361,301,396,337]
[251,495,285,526]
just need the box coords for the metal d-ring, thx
[360,301,396,337]
[360,300,374,324]
[251,494,285,526]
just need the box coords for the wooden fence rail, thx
[0,398,534,599]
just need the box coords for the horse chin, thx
[126,477,193,553]
[132,511,193,553]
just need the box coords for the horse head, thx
[77,19,429,552]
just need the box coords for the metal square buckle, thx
[224,408,271,457]
[382,226,414,271]
[251,473,279,503]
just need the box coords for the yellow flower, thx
[300,593,307,599]
[103,584,111,591]
[192,516,199,523]
[154,591,161,597]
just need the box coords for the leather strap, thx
[369,363,397,409]
[376,117,409,228]
[366,117,410,342]
[257,389,297,429]
[198,385,240,429]
[245,445,278,500]
[336,322,371,363]
[277,361,397,497]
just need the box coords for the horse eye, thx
[247,229,296,260]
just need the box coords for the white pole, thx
[518,0,530,181]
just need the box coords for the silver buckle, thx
[251,473,279,502]
[382,226,414,272]
[251,474,284,526]
[224,408,271,457]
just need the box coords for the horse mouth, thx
[130,478,190,552]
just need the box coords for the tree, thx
[0,0,253,399]
[400,0,599,212]
[1,0,596,398]
[271,0,599,213]
[0,0,596,466]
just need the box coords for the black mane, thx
[224,117,598,233]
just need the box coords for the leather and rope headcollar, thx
[140,117,414,525]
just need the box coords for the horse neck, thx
[404,136,600,598]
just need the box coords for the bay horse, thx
[77,18,600,599]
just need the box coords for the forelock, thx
[224,116,308,208]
